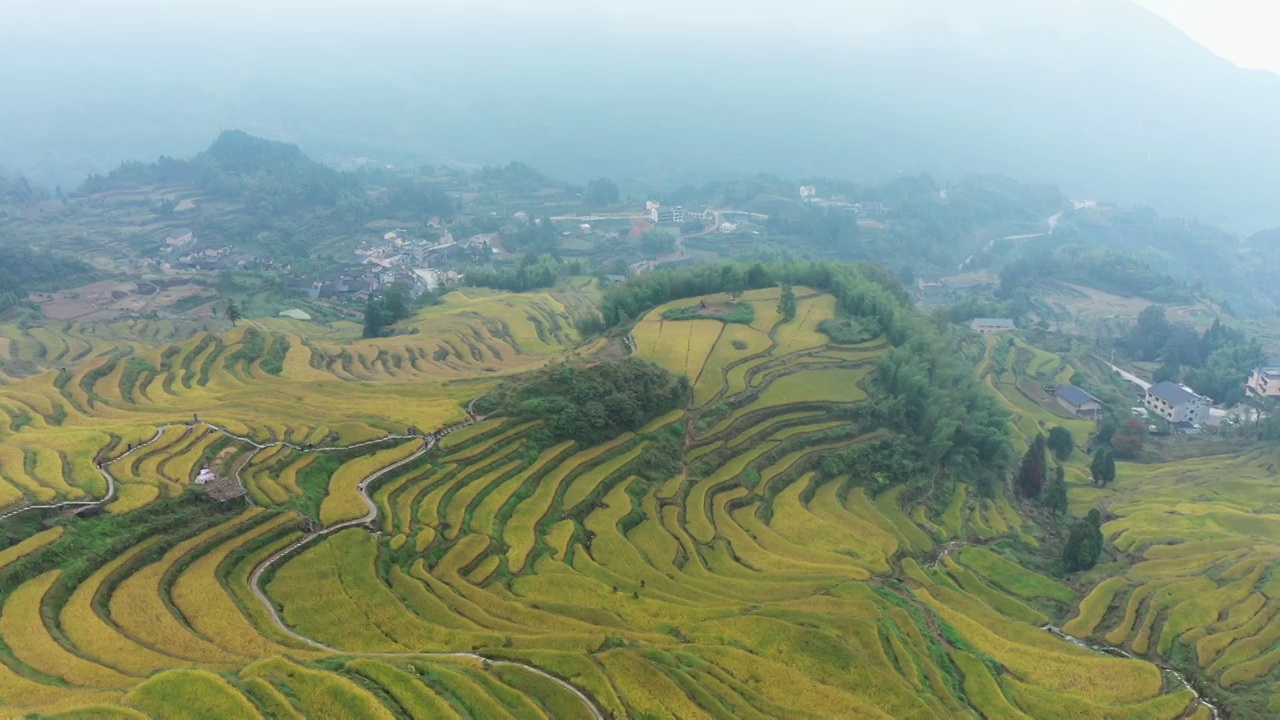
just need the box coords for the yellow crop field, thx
[242,657,396,720]
[1063,577,1129,638]
[773,294,837,355]
[693,323,772,407]
[1,571,136,688]
[319,440,422,526]
[0,527,63,570]
[634,315,723,379]
[124,669,260,720]
[0,291,1226,719]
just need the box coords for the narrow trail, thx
[0,408,606,720]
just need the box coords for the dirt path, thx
[0,411,606,720]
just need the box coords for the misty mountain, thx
[1,0,1278,231]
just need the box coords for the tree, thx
[1044,465,1068,515]
[585,178,620,207]
[1090,446,1116,486]
[778,284,797,321]
[1152,361,1181,384]
[225,299,241,327]
[639,230,675,256]
[1017,433,1047,498]
[1111,418,1145,459]
[1046,426,1074,461]
[1063,509,1104,572]
[362,282,415,338]
[1126,305,1171,361]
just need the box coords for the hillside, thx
[3,1,1280,231]
[0,264,1263,717]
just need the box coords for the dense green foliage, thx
[1062,509,1104,573]
[464,255,589,293]
[1016,433,1047,498]
[999,244,1193,304]
[778,284,796,321]
[584,178,620,206]
[0,243,95,313]
[661,302,754,325]
[476,358,690,446]
[639,230,676,256]
[0,494,244,609]
[1046,426,1074,461]
[603,260,1013,490]
[77,131,366,259]
[1122,309,1264,405]
[81,131,361,214]
[1090,446,1116,486]
[362,282,414,338]
[0,174,49,205]
[816,316,879,344]
[1043,465,1068,515]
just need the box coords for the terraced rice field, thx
[0,287,1225,718]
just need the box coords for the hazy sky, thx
[1136,0,1280,73]
[2,0,1277,74]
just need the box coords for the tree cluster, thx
[1063,509,1105,573]
[464,255,589,293]
[362,282,414,338]
[599,260,1011,491]
[1090,446,1116,486]
[1122,308,1264,406]
[1046,426,1074,461]
[585,178,620,207]
[1016,433,1048,498]
[0,244,95,313]
[778,285,797,321]
[476,358,690,446]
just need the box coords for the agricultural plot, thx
[0,289,1213,720]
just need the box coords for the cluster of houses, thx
[645,201,716,225]
[799,185,889,218]
[917,277,996,307]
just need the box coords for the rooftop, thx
[1148,381,1206,406]
[971,317,1015,328]
[1054,384,1101,408]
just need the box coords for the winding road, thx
[0,409,606,720]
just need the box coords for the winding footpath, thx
[0,407,605,720]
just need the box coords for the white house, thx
[800,185,817,200]
[718,222,738,234]
[165,228,195,247]
[970,318,1015,335]
[655,205,685,224]
[1246,361,1280,398]
[1145,381,1211,425]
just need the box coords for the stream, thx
[1041,624,1221,719]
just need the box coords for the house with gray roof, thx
[969,317,1015,334]
[1054,384,1104,418]
[1144,381,1211,426]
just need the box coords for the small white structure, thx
[196,467,216,485]
[970,318,1015,335]
[718,222,738,234]
[800,184,817,200]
